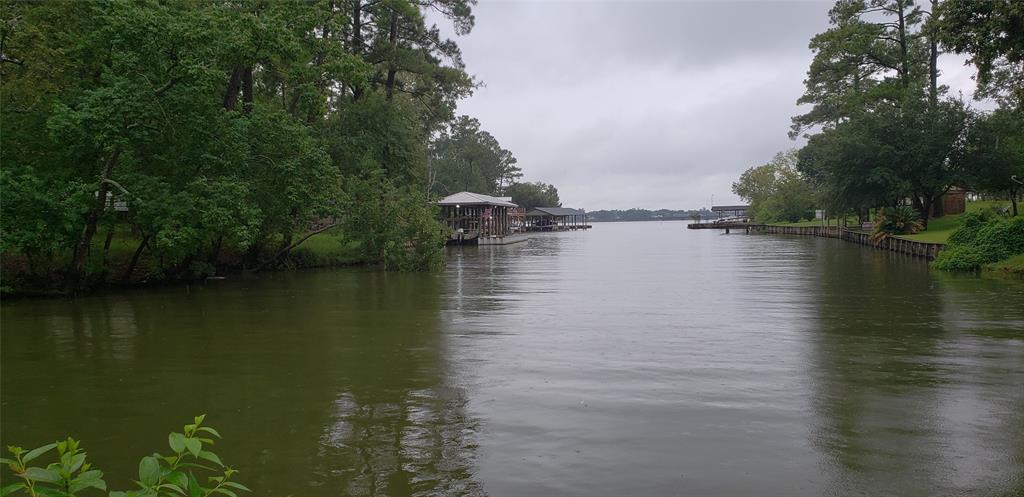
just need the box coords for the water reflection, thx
[4,225,1023,497]
[806,242,1024,496]
[1,270,482,497]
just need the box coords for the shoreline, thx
[757,225,946,260]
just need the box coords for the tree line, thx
[0,0,557,292]
[587,208,715,223]
[732,0,1023,226]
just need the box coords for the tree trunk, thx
[897,0,909,89]
[385,13,399,99]
[928,0,939,106]
[920,195,934,229]
[351,1,364,100]
[102,223,115,265]
[1011,187,1019,216]
[69,147,121,290]
[209,236,224,266]
[242,66,253,115]
[224,66,244,110]
[255,222,339,271]
[122,234,151,284]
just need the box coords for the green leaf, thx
[156,484,185,496]
[197,451,222,467]
[1,483,26,497]
[164,472,188,491]
[183,439,201,458]
[193,415,206,426]
[75,469,103,482]
[138,457,161,487]
[33,486,66,497]
[220,482,250,493]
[22,443,58,464]
[109,491,127,497]
[210,489,236,497]
[196,427,220,439]
[24,467,62,483]
[68,453,87,473]
[168,433,186,454]
[176,463,214,472]
[187,473,202,497]
[68,474,107,494]
[0,458,16,465]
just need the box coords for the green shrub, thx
[1,415,249,497]
[947,209,996,246]
[934,216,1024,271]
[869,206,924,244]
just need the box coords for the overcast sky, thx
[442,0,981,210]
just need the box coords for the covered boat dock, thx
[524,207,591,231]
[437,191,529,245]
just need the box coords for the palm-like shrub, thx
[869,206,924,244]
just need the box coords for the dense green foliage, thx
[506,182,561,211]
[934,0,1024,108]
[731,150,816,223]
[780,0,1023,230]
[1,416,247,497]
[961,107,1024,216]
[0,0,549,293]
[428,116,521,196]
[932,211,1024,271]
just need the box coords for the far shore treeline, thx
[587,209,715,223]
[0,0,555,295]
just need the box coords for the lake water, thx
[3,221,1023,496]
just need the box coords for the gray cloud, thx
[442,0,980,210]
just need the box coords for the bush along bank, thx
[932,210,1024,275]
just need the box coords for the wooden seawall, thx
[758,225,945,260]
[690,223,946,260]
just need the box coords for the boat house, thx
[711,205,750,219]
[437,191,528,245]
[524,207,590,231]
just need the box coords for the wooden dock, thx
[688,222,946,260]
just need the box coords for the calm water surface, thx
[3,222,1023,496]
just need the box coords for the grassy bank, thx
[1,226,366,297]
[896,200,1010,243]
[768,201,1012,244]
[984,254,1024,277]
[768,216,860,228]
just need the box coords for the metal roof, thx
[437,191,518,207]
[526,207,585,217]
[711,205,750,212]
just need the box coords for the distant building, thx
[933,187,967,217]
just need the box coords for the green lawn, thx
[768,216,858,228]
[897,200,1011,244]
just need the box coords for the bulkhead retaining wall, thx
[756,225,945,260]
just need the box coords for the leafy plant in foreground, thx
[1,416,249,497]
